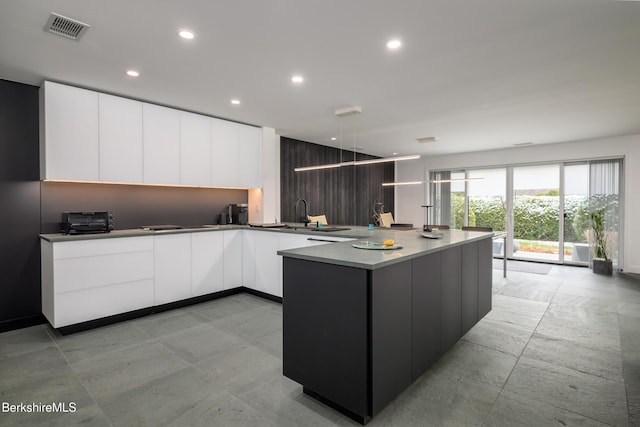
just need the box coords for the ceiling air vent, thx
[417,136,438,144]
[45,13,90,40]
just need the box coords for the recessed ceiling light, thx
[178,29,195,40]
[387,39,402,50]
[291,75,304,84]
[330,137,337,141]
[126,70,140,77]
[393,152,398,155]
[230,99,241,105]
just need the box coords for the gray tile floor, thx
[1,265,639,426]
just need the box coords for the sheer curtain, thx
[430,171,451,227]
[589,159,623,268]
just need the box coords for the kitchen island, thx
[278,229,493,424]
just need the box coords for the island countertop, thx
[277,229,493,270]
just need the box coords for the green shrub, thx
[449,194,590,242]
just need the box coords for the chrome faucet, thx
[294,198,310,227]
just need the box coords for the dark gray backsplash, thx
[41,181,248,233]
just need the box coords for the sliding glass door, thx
[564,163,590,266]
[512,164,560,263]
[429,158,623,267]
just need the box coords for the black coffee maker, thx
[220,204,249,225]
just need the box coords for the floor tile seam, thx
[133,316,228,342]
[479,315,541,333]
[515,355,629,393]
[154,338,214,373]
[433,362,510,393]
[156,329,256,370]
[534,304,624,380]
[497,387,618,427]
[619,308,640,392]
[88,364,198,414]
[459,336,525,360]
[483,300,541,419]
[530,331,624,357]
[64,334,160,367]
[534,319,622,352]
[48,336,110,424]
[225,388,292,426]
[0,342,61,362]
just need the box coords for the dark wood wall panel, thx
[0,79,42,330]
[280,137,394,226]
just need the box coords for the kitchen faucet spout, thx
[294,198,310,227]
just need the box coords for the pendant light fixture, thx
[382,177,484,186]
[294,106,421,172]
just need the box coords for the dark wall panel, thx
[280,137,394,226]
[41,182,248,233]
[0,79,42,329]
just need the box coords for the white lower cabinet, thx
[223,230,243,289]
[154,234,192,305]
[41,229,353,329]
[247,231,355,298]
[41,236,155,328]
[191,231,224,297]
[253,231,280,296]
[242,230,256,289]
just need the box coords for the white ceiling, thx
[1,0,639,157]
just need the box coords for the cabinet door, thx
[143,103,180,184]
[461,241,479,335]
[154,234,191,305]
[99,93,143,183]
[254,231,279,296]
[441,246,462,350]
[223,230,243,289]
[43,81,99,180]
[241,230,256,289]
[180,111,211,186]
[277,234,313,297]
[191,231,224,297]
[211,119,239,187]
[237,124,262,188]
[411,253,442,380]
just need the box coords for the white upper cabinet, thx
[180,111,211,186]
[143,103,180,184]
[99,93,143,183]
[211,118,239,187]
[41,82,262,188]
[41,81,99,181]
[237,124,262,188]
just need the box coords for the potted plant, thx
[589,208,613,275]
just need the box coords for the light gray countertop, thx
[278,229,494,270]
[39,223,392,243]
[40,226,493,270]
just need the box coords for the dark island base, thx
[304,387,371,425]
[282,237,492,424]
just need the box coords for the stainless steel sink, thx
[310,227,351,232]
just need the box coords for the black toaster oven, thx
[61,211,114,234]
